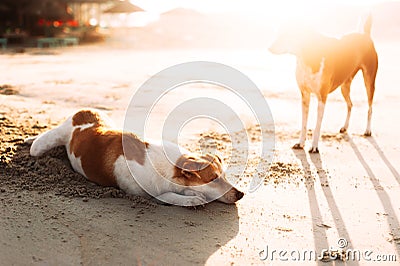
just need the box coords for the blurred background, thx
[0,0,399,49]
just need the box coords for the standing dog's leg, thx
[310,97,327,153]
[293,90,310,149]
[364,101,373,136]
[340,78,353,133]
[362,64,377,137]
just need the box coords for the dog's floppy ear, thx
[181,158,208,179]
[201,153,222,163]
[214,154,222,163]
[181,169,201,180]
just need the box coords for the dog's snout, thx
[268,46,275,54]
[236,190,244,201]
[269,44,280,55]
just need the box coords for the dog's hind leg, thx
[340,78,353,133]
[30,117,73,156]
[293,90,310,149]
[362,61,377,136]
[24,136,37,145]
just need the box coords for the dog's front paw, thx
[309,147,319,153]
[364,130,372,137]
[292,143,304,150]
[184,189,206,200]
[184,196,208,207]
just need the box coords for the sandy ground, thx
[1,40,400,266]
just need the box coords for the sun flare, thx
[130,0,391,32]
[133,0,389,15]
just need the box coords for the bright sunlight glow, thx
[131,0,393,26]
[132,0,391,14]
[126,0,394,30]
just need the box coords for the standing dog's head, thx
[269,23,318,56]
[174,154,244,204]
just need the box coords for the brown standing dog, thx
[269,16,378,153]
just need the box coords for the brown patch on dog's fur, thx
[122,133,149,164]
[173,154,222,186]
[70,125,148,187]
[72,109,103,126]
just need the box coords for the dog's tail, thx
[30,117,73,157]
[363,14,373,36]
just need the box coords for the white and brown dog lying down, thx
[29,109,244,206]
[269,16,378,153]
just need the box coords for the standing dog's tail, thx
[363,14,373,36]
[29,117,73,157]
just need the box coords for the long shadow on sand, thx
[346,134,400,257]
[366,137,400,185]
[293,150,329,265]
[294,149,358,265]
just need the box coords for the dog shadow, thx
[293,149,330,265]
[293,149,359,265]
[366,136,400,185]
[122,202,240,265]
[2,143,239,265]
[344,134,400,256]
[293,134,400,261]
